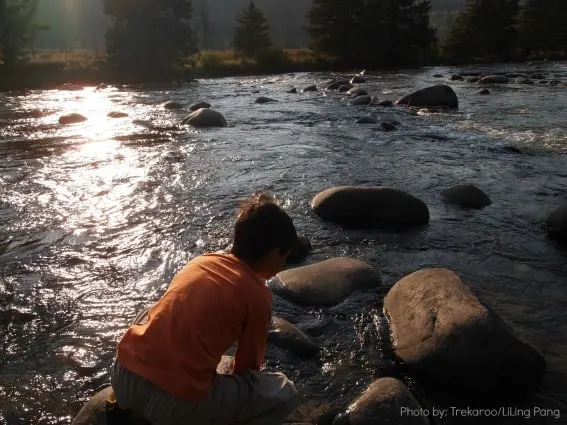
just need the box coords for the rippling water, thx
[1,62,567,424]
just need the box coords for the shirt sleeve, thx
[233,289,272,374]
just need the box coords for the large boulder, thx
[547,202,567,243]
[59,113,88,125]
[181,108,227,127]
[311,186,430,227]
[335,378,429,425]
[479,75,509,84]
[395,84,458,109]
[384,268,546,398]
[441,184,492,209]
[71,387,149,425]
[271,257,381,306]
[269,317,319,358]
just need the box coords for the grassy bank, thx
[0,49,337,92]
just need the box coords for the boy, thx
[111,192,299,425]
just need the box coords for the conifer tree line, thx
[2,0,567,69]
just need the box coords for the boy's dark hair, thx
[231,192,297,263]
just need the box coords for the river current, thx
[1,63,566,424]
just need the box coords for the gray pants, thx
[111,360,298,425]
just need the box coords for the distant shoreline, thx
[0,49,562,93]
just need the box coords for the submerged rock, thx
[516,77,535,85]
[59,113,87,125]
[377,100,393,107]
[163,100,183,110]
[336,378,428,425]
[395,84,458,108]
[254,96,277,104]
[107,112,128,118]
[348,87,369,97]
[311,186,430,227]
[189,101,211,111]
[182,108,227,127]
[547,202,567,243]
[450,74,464,81]
[356,116,378,124]
[327,79,350,90]
[479,75,509,84]
[303,85,317,92]
[441,184,492,209]
[433,74,444,78]
[384,268,546,398]
[478,88,491,95]
[380,122,396,131]
[271,257,381,306]
[350,76,366,84]
[338,85,352,92]
[286,235,312,265]
[269,316,319,358]
[350,95,372,106]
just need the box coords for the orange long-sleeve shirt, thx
[116,253,272,401]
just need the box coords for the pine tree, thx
[442,0,520,62]
[103,0,197,72]
[233,1,272,58]
[0,0,38,66]
[308,0,436,68]
[517,0,567,58]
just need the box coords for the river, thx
[1,63,566,424]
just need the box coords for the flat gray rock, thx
[384,268,545,397]
[396,84,458,108]
[271,257,381,306]
[547,202,567,243]
[311,186,430,228]
[182,108,227,127]
[338,378,428,425]
[441,184,492,209]
[269,316,319,357]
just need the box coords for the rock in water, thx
[356,116,378,124]
[395,84,458,108]
[269,317,319,357]
[71,387,150,425]
[478,88,490,95]
[311,186,430,228]
[163,101,183,110]
[271,257,381,306]
[479,75,509,84]
[441,184,492,209]
[350,95,372,106]
[182,108,227,127]
[380,122,396,131]
[384,268,546,398]
[326,79,350,90]
[287,88,298,94]
[254,96,277,104]
[547,202,567,243]
[338,378,428,425]
[59,113,88,125]
[286,235,311,264]
[107,112,128,118]
[450,74,464,81]
[189,101,211,111]
[377,100,393,107]
[348,87,369,97]
[302,85,317,92]
[350,76,366,84]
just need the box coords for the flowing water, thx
[1,63,567,425]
